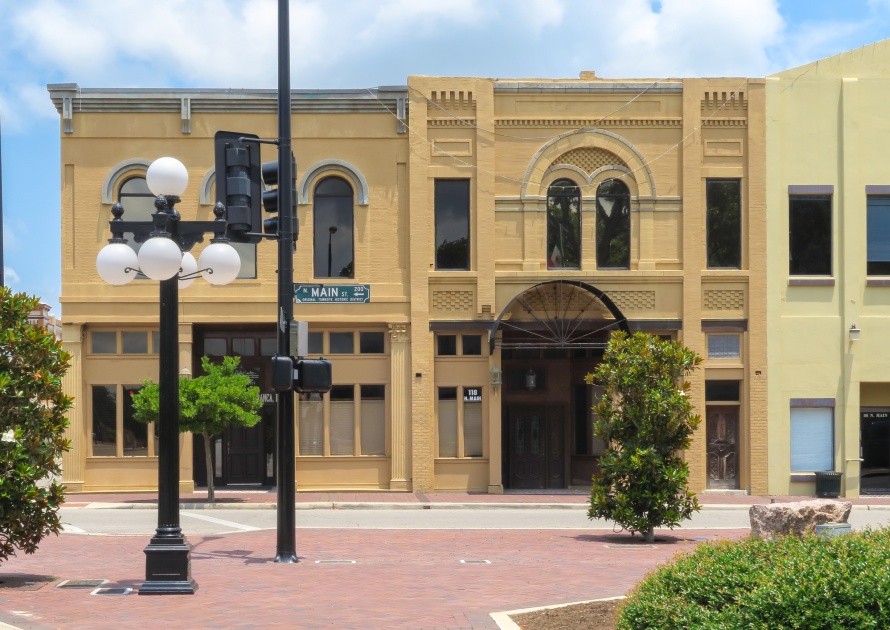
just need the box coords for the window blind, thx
[790,407,833,471]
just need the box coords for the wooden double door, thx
[507,405,566,489]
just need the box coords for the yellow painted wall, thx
[767,40,890,497]
[54,72,768,494]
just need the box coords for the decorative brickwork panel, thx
[608,291,656,311]
[432,290,474,313]
[519,287,609,317]
[704,290,744,311]
[701,91,747,112]
[554,148,626,174]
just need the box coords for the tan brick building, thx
[49,73,767,495]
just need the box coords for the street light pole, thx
[141,270,193,593]
[97,158,241,594]
[274,0,298,564]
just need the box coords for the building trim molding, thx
[520,128,655,199]
[298,160,370,206]
[101,158,151,204]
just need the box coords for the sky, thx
[2,0,890,315]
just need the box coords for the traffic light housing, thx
[294,359,332,394]
[261,152,298,241]
[214,131,262,243]
[270,355,332,394]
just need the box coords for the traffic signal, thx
[294,359,332,394]
[214,131,262,243]
[269,355,332,394]
[261,152,298,241]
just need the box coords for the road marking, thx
[61,524,86,534]
[180,511,260,531]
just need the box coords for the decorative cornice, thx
[46,83,409,116]
[428,118,476,127]
[496,118,682,128]
[389,323,410,343]
[702,119,748,127]
[494,81,683,94]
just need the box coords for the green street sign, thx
[294,284,371,304]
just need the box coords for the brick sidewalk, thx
[0,527,748,630]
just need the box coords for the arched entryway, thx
[490,281,629,489]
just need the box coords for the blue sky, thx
[2,0,890,315]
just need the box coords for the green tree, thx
[0,288,72,563]
[585,331,702,543]
[131,356,261,504]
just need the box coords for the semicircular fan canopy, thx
[497,281,625,350]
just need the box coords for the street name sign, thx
[294,284,371,304]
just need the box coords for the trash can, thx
[814,471,842,498]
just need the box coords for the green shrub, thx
[617,528,890,629]
[586,332,702,542]
[0,288,72,563]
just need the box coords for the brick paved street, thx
[3,491,883,629]
[0,526,747,629]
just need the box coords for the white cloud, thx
[579,0,785,78]
[2,221,22,254]
[4,267,21,284]
[514,0,565,33]
[12,0,287,87]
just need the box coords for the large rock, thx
[749,499,852,539]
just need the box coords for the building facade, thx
[766,41,890,498]
[50,73,767,494]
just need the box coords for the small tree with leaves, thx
[132,355,261,504]
[585,331,702,543]
[0,288,72,563]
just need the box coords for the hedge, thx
[618,528,890,629]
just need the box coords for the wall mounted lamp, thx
[525,368,537,391]
[490,365,503,391]
[849,324,861,342]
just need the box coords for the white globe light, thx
[96,242,139,286]
[199,242,241,286]
[137,236,183,281]
[178,252,198,289]
[146,157,189,197]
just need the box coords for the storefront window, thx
[123,386,148,456]
[92,385,117,456]
[437,386,483,458]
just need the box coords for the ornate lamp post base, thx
[140,537,198,595]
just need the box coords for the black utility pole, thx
[275,0,297,564]
[1,115,5,286]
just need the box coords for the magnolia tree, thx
[586,331,702,543]
[0,288,72,563]
[132,356,261,504]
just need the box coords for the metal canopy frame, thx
[489,280,630,352]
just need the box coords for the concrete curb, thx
[66,501,890,511]
[490,595,626,630]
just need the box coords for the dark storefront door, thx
[706,406,740,490]
[226,423,265,484]
[861,410,890,494]
[508,405,565,489]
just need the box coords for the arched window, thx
[314,176,354,279]
[118,176,156,254]
[547,179,581,269]
[595,179,630,269]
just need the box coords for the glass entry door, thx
[861,409,890,494]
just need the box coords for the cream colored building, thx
[767,40,890,498]
[50,73,767,495]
